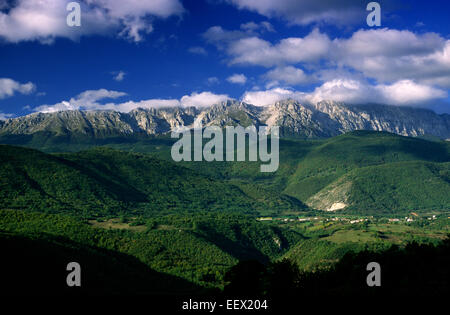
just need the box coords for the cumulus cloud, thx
[28,79,449,114]
[0,0,184,43]
[305,79,376,104]
[0,78,36,99]
[376,80,447,105]
[203,27,331,67]
[180,91,230,107]
[227,74,247,84]
[76,89,126,102]
[265,66,312,86]
[205,26,450,91]
[34,89,127,113]
[243,79,447,107]
[116,92,230,111]
[33,89,231,113]
[337,28,444,58]
[226,0,365,26]
[227,28,330,67]
[334,29,450,88]
[242,88,305,106]
[215,27,450,78]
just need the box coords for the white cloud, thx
[0,78,36,99]
[33,90,231,113]
[242,88,305,106]
[221,27,449,78]
[225,28,331,67]
[0,0,184,43]
[118,16,153,42]
[26,79,450,114]
[337,28,443,58]
[180,91,230,107]
[333,29,450,88]
[376,80,448,105]
[265,66,311,85]
[34,100,78,113]
[113,71,126,82]
[76,89,126,102]
[34,89,127,113]
[206,26,450,90]
[305,79,447,106]
[305,79,376,104]
[0,112,14,120]
[242,79,447,107]
[226,0,364,26]
[227,74,247,84]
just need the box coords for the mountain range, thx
[0,100,449,143]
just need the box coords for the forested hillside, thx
[0,210,303,289]
[1,131,449,296]
[0,145,303,218]
[1,131,449,216]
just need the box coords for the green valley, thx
[1,130,449,296]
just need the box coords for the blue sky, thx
[1,0,450,119]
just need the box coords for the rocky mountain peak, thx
[0,100,449,140]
